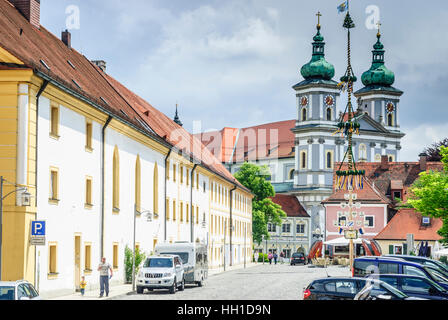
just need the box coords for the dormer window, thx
[422,217,431,226]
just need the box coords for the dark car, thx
[291,253,307,265]
[353,256,448,290]
[384,255,448,276]
[369,274,448,300]
[303,277,414,300]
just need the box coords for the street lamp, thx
[0,176,32,281]
[132,204,157,292]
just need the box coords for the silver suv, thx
[0,280,41,300]
[136,255,185,294]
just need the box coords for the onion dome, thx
[300,24,335,81]
[361,31,395,87]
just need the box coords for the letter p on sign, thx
[32,221,46,236]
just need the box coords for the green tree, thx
[234,163,286,245]
[124,245,146,283]
[408,146,448,243]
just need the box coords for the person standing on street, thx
[274,252,278,265]
[268,252,273,265]
[280,251,284,264]
[254,251,259,264]
[98,257,113,298]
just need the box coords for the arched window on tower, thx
[300,151,307,169]
[326,108,332,121]
[326,151,333,169]
[387,113,394,126]
[302,108,307,121]
[288,169,295,180]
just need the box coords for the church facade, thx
[199,19,405,254]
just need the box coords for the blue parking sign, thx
[31,221,46,236]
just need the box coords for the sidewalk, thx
[50,263,257,300]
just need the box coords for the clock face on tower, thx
[300,96,309,107]
[325,95,335,107]
[386,102,395,113]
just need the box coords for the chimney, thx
[61,29,71,48]
[9,0,40,29]
[380,155,389,170]
[91,60,106,72]
[419,152,427,172]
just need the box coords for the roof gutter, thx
[229,185,237,266]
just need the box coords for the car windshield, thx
[0,287,15,300]
[380,282,408,299]
[144,258,173,268]
[425,267,448,283]
[160,252,188,265]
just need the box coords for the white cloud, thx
[401,123,448,161]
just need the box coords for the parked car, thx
[136,255,185,294]
[303,277,413,300]
[353,257,448,290]
[368,274,448,300]
[0,280,41,300]
[290,252,307,265]
[155,241,208,286]
[354,279,425,301]
[384,254,448,276]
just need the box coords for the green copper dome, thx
[300,25,335,81]
[361,33,395,87]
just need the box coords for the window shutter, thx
[403,244,408,255]
[389,245,394,254]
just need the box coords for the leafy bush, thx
[124,245,146,283]
[440,256,448,265]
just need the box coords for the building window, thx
[326,151,333,169]
[338,216,347,227]
[166,198,170,221]
[388,155,395,162]
[49,167,59,203]
[186,204,189,223]
[365,216,374,228]
[268,223,277,233]
[48,243,58,276]
[153,163,159,218]
[173,200,176,221]
[302,108,307,121]
[84,244,92,272]
[85,177,92,207]
[166,160,170,180]
[135,156,141,213]
[112,146,120,212]
[186,168,190,186]
[196,206,199,224]
[288,169,295,180]
[359,144,367,162]
[296,224,305,234]
[300,151,307,170]
[85,121,93,151]
[326,108,332,121]
[173,164,177,182]
[387,113,394,126]
[282,224,291,233]
[196,173,200,190]
[393,191,402,201]
[113,243,119,269]
[180,165,184,184]
[180,202,184,222]
[50,104,60,138]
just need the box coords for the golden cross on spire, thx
[376,21,382,36]
[316,11,322,28]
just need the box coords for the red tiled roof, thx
[0,0,247,191]
[198,119,296,163]
[322,176,390,204]
[271,194,309,218]
[374,208,443,241]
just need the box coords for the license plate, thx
[146,280,159,284]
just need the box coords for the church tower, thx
[355,26,403,131]
[291,14,341,244]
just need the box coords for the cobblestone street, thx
[113,263,351,300]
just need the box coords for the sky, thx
[39,0,448,162]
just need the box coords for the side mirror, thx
[376,294,392,300]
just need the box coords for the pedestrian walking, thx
[268,252,273,265]
[254,251,259,264]
[274,252,278,265]
[80,276,87,296]
[280,251,284,264]
[98,257,113,298]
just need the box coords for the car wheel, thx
[136,286,144,294]
[179,278,185,291]
[169,278,177,294]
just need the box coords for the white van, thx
[155,242,208,286]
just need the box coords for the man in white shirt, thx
[98,257,113,298]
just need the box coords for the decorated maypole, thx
[334,2,365,270]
